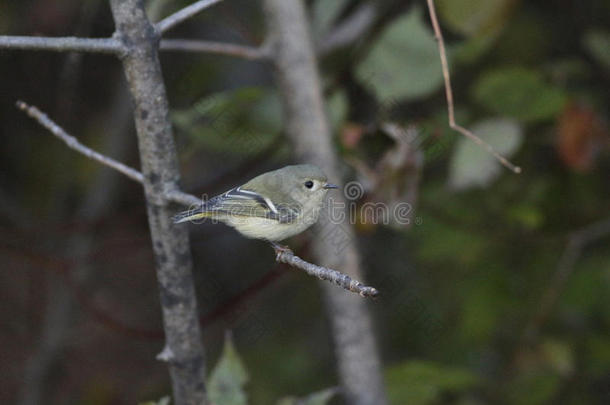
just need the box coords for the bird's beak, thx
[324,183,339,189]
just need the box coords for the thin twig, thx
[15,100,377,300]
[522,217,610,341]
[165,190,202,207]
[317,3,377,55]
[16,101,203,208]
[16,101,144,183]
[273,246,379,298]
[160,39,268,60]
[425,0,521,174]
[0,35,123,54]
[156,0,225,34]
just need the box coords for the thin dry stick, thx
[425,0,521,174]
[156,0,224,33]
[274,246,379,298]
[17,100,377,298]
[160,39,268,60]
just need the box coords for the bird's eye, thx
[304,180,314,189]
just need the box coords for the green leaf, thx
[356,6,443,101]
[585,334,610,374]
[583,28,610,68]
[413,215,487,266]
[386,360,479,405]
[172,87,280,158]
[276,388,338,405]
[541,339,574,377]
[506,203,544,229]
[436,0,517,37]
[506,372,561,405]
[472,67,568,122]
[208,334,249,405]
[139,396,170,405]
[448,118,523,190]
[452,35,496,66]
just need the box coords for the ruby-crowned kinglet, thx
[173,164,338,242]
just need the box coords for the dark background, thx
[1,0,609,404]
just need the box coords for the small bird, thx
[173,164,338,243]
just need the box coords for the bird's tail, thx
[172,207,212,224]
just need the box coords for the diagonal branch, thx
[17,100,375,297]
[0,35,123,54]
[425,0,521,174]
[156,0,225,34]
[317,2,377,55]
[274,246,379,298]
[17,101,144,183]
[17,101,201,207]
[160,39,269,60]
[522,217,610,342]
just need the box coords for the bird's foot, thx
[270,242,293,260]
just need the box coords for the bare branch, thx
[274,246,379,298]
[156,0,225,34]
[0,14,262,62]
[165,190,202,207]
[16,99,377,300]
[425,0,521,174]
[160,38,268,60]
[0,35,123,54]
[523,217,610,341]
[16,101,144,183]
[16,101,206,209]
[317,3,377,55]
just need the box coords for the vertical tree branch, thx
[263,1,388,404]
[108,1,208,404]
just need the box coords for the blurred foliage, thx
[156,334,336,405]
[583,28,610,69]
[172,87,281,159]
[448,118,523,189]
[472,67,568,123]
[1,0,609,404]
[276,388,338,405]
[356,6,443,101]
[208,334,249,405]
[436,0,518,37]
[386,360,480,404]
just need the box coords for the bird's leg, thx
[270,241,293,260]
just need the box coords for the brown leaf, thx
[340,123,366,149]
[556,102,607,172]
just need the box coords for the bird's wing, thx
[184,186,301,223]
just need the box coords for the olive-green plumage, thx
[173,164,337,241]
